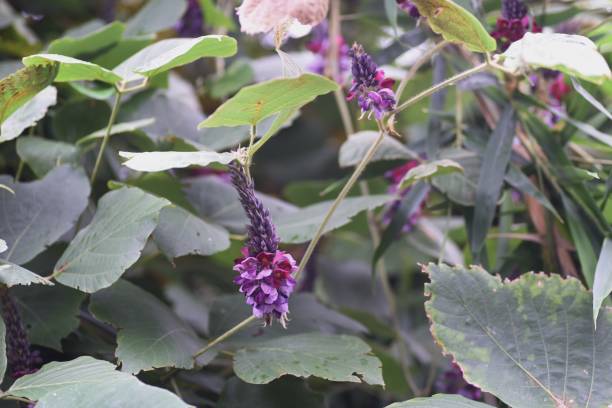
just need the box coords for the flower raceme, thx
[229,164,296,327]
[347,44,397,120]
[1,291,40,379]
[491,0,541,50]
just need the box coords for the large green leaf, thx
[0,260,50,287]
[22,54,122,84]
[0,64,58,124]
[218,377,324,408]
[502,33,611,84]
[198,73,338,128]
[0,165,90,265]
[0,86,56,142]
[424,263,612,408]
[385,394,494,407]
[274,195,392,243]
[233,333,384,386]
[16,136,79,177]
[432,148,480,206]
[113,35,237,83]
[6,356,190,407]
[471,107,516,258]
[119,150,237,172]
[90,280,210,373]
[124,0,188,37]
[338,131,416,168]
[593,238,612,325]
[53,187,169,293]
[47,21,125,57]
[152,206,230,259]
[12,284,85,350]
[410,0,496,52]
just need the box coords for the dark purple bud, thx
[229,163,280,256]
[501,0,528,20]
[1,291,40,379]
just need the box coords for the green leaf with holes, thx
[424,263,612,408]
[233,333,384,386]
[410,0,496,52]
[198,73,338,128]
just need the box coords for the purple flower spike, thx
[230,163,297,326]
[501,0,528,20]
[436,363,483,401]
[491,0,541,50]
[397,0,420,18]
[234,248,297,327]
[229,163,280,256]
[347,44,397,120]
[1,291,40,379]
[175,0,204,37]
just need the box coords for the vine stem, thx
[193,315,255,359]
[90,91,122,184]
[393,62,488,113]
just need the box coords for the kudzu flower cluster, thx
[347,43,397,120]
[1,291,40,379]
[491,0,540,50]
[230,163,297,327]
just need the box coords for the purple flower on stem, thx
[347,44,396,120]
[306,21,350,83]
[397,0,420,18]
[1,291,40,379]
[436,363,482,401]
[229,163,296,326]
[175,0,204,37]
[491,0,540,50]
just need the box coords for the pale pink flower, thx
[237,0,329,35]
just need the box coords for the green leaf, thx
[562,195,599,288]
[124,0,188,37]
[54,187,169,293]
[12,284,85,350]
[47,21,125,57]
[208,58,253,99]
[119,150,237,172]
[424,263,612,408]
[22,54,122,84]
[505,166,561,221]
[90,280,211,373]
[6,356,191,407]
[385,394,494,407]
[200,0,236,30]
[0,165,90,265]
[76,118,155,145]
[502,33,612,84]
[198,73,338,128]
[218,377,324,408]
[431,148,480,206]
[153,206,230,259]
[570,77,612,121]
[113,35,237,83]
[0,64,58,124]
[384,0,398,36]
[274,195,392,243]
[593,238,612,325]
[16,136,79,177]
[233,333,384,386]
[410,0,496,52]
[471,107,516,258]
[0,86,56,142]
[399,159,463,189]
[338,131,416,168]
[0,260,51,287]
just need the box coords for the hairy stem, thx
[193,315,255,359]
[90,91,122,184]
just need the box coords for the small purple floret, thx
[397,0,420,18]
[347,44,396,120]
[234,248,297,327]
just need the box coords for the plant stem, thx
[14,160,24,182]
[394,62,488,113]
[294,128,386,279]
[394,40,449,102]
[193,315,255,359]
[90,91,122,184]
